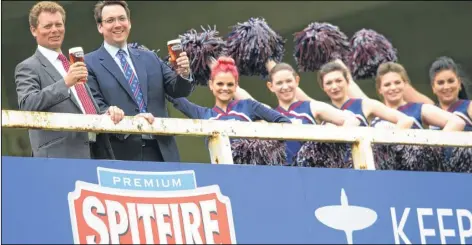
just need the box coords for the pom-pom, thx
[395,145,442,171]
[231,139,286,166]
[296,142,352,168]
[293,22,350,72]
[128,42,160,54]
[226,17,286,77]
[373,144,399,170]
[347,29,398,80]
[440,147,472,173]
[180,26,227,86]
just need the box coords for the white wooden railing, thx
[2,110,472,170]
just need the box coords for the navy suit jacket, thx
[85,45,194,162]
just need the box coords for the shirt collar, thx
[103,41,129,57]
[37,45,63,63]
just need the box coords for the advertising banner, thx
[2,156,471,244]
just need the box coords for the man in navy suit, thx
[85,0,194,162]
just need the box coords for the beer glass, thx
[69,47,84,64]
[69,47,86,83]
[167,39,183,68]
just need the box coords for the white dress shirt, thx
[37,45,86,114]
[103,41,137,76]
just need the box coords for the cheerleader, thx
[167,57,292,165]
[317,60,414,128]
[234,61,360,166]
[429,57,472,172]
[373,62,465,171]
[375,62,465,131]
[430,57,471,130]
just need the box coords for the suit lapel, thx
[34,49,82,110]
[97,46,138,105]
[128,48,148,105]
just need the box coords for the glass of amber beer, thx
[69,47,86,83]
[167,39,183,69]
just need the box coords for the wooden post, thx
[351,136,376,170]
[208,132,233,165]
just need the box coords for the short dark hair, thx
[317,61,350,88]
[94,0,130,24]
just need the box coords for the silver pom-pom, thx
[231,139,287,165]
[441,147,472,173]
[296,141,352,168]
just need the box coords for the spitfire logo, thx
[68,168,236,244]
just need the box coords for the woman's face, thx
[432,69,461,104]
[322,71,348,101]
[209,72,238,103]
[378,72,406,105]
[267,69,299,103]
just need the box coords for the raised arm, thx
[157,53,195,98]
[364,99,414,129]
[234,87,253,100]
[310,101,360,127]
[421,104,465,131]
[403,83,434,104]
[166,96,208,119]
[248,99,291,123]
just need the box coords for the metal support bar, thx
[351,135,376,170]
[208,132,233,165]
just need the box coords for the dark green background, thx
[2,1,471,162]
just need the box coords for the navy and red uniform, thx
[275,101,316,164]
[339,98,369,127]
[372,102,424,129]
[445,100,471,131]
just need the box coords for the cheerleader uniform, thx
[167,97,291,165]
[431,100,472,173]
[275,101,316,165]
[372,102,442,171]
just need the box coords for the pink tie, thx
[58,54,97,114]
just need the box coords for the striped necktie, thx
[116,49,147,113]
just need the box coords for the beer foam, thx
[69,47,84,54]
[167,39,181,46]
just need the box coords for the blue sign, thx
[97,167,197,191]
[2,156,472,244]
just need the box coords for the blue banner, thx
[2,156,472,244]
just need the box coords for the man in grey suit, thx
[85,1,195,162]
[15,1,125,159]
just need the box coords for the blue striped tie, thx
[116,49,146,113]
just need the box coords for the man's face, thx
[98,4,131,47]
[30,11,65,51]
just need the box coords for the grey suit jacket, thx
[15,49,114,159]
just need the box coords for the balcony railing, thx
[2,109,472,170]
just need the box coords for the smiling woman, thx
[166,56,292,165]
[372,62,465,171]
[234,61,360,166]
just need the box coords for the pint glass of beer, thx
[167,39,183,68]
[69,47,86,83]
[69,47,84,64]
